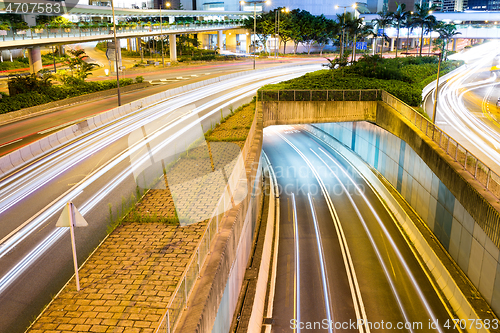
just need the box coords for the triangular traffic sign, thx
[56,203,88,228]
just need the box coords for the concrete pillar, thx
[217,30,224,51]
[169,34,177,61]
[27,47,42,73]
[410,38,416,48]
[452,38,457,51]
[58,45,65,56]
[127,38,131,51]
[372,38,376,55]
[225,31,237,52]
[245,33,251,53]
[168,16,175,24]
[390,38,395,51]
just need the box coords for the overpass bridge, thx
[0,4,250,72]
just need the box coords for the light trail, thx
[274,128,370,333]
[0,65,321,299]
[291,192,300,333]
[307,193,333,333]
[431,41,500,171]
[316,146,444,333]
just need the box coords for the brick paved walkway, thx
[27,220,206,333]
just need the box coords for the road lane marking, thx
[291,193,300,333]
[274,130,369,333]
[316,147,444,333]
[313,141,463,332]
[307,194,333,333]
[286,254,291,308]
[0,138,22,148]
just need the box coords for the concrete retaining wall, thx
[260,99,500,319]
[304,122,491,332]
[262,100,377,128]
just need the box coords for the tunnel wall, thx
[312,120,500,314]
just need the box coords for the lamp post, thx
[110,0,121,106]
[160,2,170,68]
[240,0,270,70]
[432,52,442,124]
[335,3,356,60]
[274,7,289,59]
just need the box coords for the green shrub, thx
[259,56,462,106]
[0,78,135,114]
[135,76,144,83]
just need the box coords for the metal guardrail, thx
[258,89,383,102]
[154,98,260,333]
[154,179,236,333]
[259,89,500,201]
[381,91,500,200]
[0,23,240,42]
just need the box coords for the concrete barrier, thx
[19,146,34,162]
[0,65,313,179]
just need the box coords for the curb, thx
[0,64,313,179]
[0,82,151,126]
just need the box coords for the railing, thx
[154,140,252,332]
[259,88,500,200]
[0,23,240,42]
[259,89,383,102]
[381,91,500,199]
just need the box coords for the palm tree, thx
[404,14,417,55]
[435,22,461,60]
[350,21,375,61]
[389,2,409,57]
[413,3,438,56]
[372,11,392,56]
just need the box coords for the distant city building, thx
[467,0,500,10]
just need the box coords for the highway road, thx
[263,125,458,332]
[0,58,323,156]
[425,41,500,174]
[0,64,321,333]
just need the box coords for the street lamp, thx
[110,0,121,106]
[240,0,271,69]
[160,2,170,67]
[432,52,442,124]
[275,7,289,59]
[335,3,356,60]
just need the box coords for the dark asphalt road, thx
[0,65,319,333]
[264,125,458,332]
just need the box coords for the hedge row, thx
[0,78,134,114]
[259,56,462,106]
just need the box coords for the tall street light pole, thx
[335,4,356,60]
[160,2,170,68]
[240,0,270,70]
[110,0,121,106]
[432,52,442,124]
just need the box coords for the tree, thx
[351,21,375,61]
[389,3,409,57]
[413,4,438,56]
[372,11,392,56]
[65,49,98,80]
[435,22,461,60]
[276,8,293,54]
[404,14,417,54]
[243,10,274,54]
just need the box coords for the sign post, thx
[56,202,88,291]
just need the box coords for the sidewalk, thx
[27,219,206,333]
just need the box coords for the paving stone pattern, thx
[27,221,206,333]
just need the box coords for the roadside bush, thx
[0,78,134,114]
[259,56,462,106]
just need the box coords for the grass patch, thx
[259,55,463,107]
